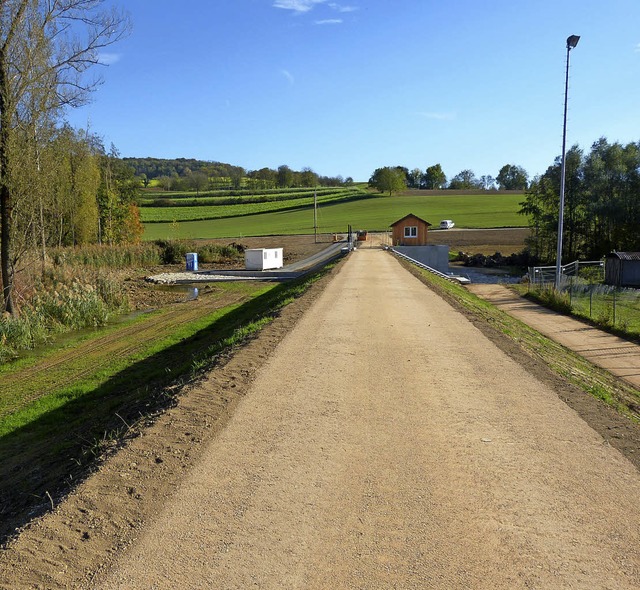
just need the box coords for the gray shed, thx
[604,252,640,287]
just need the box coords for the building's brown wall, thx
[391,215,429,246]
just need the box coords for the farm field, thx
[139,187,367,223]
[141,191,527,240]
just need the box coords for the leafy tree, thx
[519,137,640,263]
[369,167,406,196]
[228,166,245,189]
[187,171,209,195]
[96,144,142,245]
[247,167,277,190]
[407,168,423,189]
[496,164,529,190]
[277,165,294,188]
[300,167,319,188]
[479,175,496,190]
[0,0,129,314]
[448,169,481,190]
[423,164,447,189]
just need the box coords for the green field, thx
[139,188,367,223]
[142,192,527,240]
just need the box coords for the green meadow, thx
[142,192,527,240]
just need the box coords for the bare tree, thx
[0,0,130,314]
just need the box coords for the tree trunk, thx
[0,64,15,315]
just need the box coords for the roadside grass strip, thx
[400,260,640,423]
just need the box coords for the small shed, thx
[390,214,432,246]
[245,248,284,271]
[605,252,640,287]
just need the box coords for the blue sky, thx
[66,0,640,182]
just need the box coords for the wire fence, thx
[565,281,640,333]
[526,261,640,335]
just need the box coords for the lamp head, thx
[567,35,580,49]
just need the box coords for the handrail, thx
[390,248,470,284]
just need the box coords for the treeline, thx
[369,163,530,194]
[520,137,640,262]
[8,125,142,250]
[126,158,352,192]
[0,0,131,315]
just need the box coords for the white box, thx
[244,248,284,271]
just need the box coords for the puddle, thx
[154,284,199,301]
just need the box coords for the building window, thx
[404,226,418,238]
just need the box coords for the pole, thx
[555,35,580,290]
[313,188,317,243]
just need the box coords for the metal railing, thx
[391,249,470,284]
[528,260,604,288]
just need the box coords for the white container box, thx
[244,248,284,271]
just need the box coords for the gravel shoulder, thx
[3,249,639,588]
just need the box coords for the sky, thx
[66,0,640,182]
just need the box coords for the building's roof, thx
[390,213,432,227]
[606,252,640,261]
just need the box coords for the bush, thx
[155,240,189,264]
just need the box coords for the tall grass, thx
[153,240,243,264]
[0,274,128,363]
[50,243,162,268]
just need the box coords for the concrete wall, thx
[393,245,450,274]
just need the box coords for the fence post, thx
[589,288,593,318]
[569,277,573,306]
[613,290,617,326]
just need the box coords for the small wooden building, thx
[605,252,640,287]
[390,214,432,246]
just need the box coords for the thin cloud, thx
[418,111,456,121]
[281,69,295,85]
[329,3,358,12]
[97,52,122,65]
[635,43,640,53]
[273,0,326,13]
[315,18,343,25]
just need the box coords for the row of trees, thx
[369,164,530,194]
[0,0,131,315]
[129,159,352,193]
[520,137,640,262]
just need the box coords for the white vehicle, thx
[439,219,455,229]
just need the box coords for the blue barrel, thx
[185,252,198,271]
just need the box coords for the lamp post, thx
[555,34,580,290]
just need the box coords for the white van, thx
[439,219,455,229]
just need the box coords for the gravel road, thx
[95,249,640,589]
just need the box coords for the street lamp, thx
[555,34,580,290]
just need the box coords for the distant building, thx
[390,214,432,246]
[604,252,640,287]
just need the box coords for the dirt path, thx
[468,283,640,390]
[81,249,640,589]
